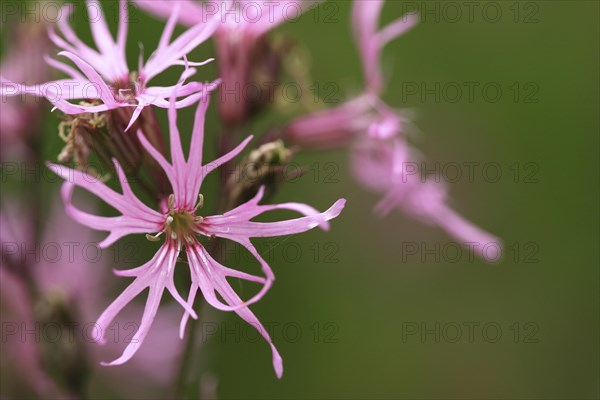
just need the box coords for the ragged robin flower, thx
[47,87,346,378]
[285,0,501,260]
[135,0,321,123]
[0,0,220,130]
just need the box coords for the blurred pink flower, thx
[0,197,103,398]
[351,137,501,261]
[286,0,500,259]
[48,89,345,377]
[0,197,185,397]
[136,0,320,122]
[0,0,219,130]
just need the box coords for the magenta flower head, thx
[285,0,501,261]
[0,0,220,130]
[47,86,346,377]
[135,0,320,123]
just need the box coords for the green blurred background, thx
[4,0,600,398]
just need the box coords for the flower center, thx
[113,72,142,103]
[165,210,196,241]
[145,194,205,245]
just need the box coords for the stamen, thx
[145,232,163,242]
[192,194,204,212]
[166,215,174,225]
[168,194,175,210]
[183,234,195,244]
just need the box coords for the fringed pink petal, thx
[56,51,117,106]
[180,241,281,377]
[116,0,129,57]
[184,242,272,313]
[376,13,419,47]
[87,0,116,57]
[48,162,162,220]
[179,283,199,339]
[156,1,180,51]
[138,79,220,110]
[94,274,149,345]
[201,135,253,179]
[49,98,113,115]
[112,159,158,212]
[144,81,216,99]
[48,163,164,247]
[352,0,417,93]
[431,205,503,262]
[233,305,284,379]
[0,78,98,100]
[232,237,276,283]
[54,5,101,64]
[353,138,501,262]
[84,0,129,81]
[141,6,219,82]
[200,190,346,238]
[59,183,161,248]
[125,100,147,132]
[166,83,188,187]
[100,285,165,366]
[136,128,179,196]
[44,56,85,81]
[196,190,345,296]
[187,93,210,169]
[97,241,190,365]
[170,58,215,68]
[143,80,226,209]
[284,97,372,149]
[352,0,384,91]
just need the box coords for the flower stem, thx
[172,298,203,399]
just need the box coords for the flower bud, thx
[225,140,298,208]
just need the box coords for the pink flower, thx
[0,197,103,398]
[47,90,346,377]
[286,0,500,260]
[136,0,320,122]
[0,0,219,130]
[351,137,501,261]
[0,197,185,397]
